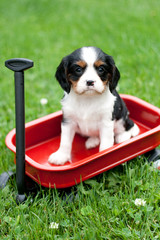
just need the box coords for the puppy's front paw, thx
[99,141,114,152]
[48,150,71,165]
[85,137,100,149]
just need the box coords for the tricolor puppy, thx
[48,46,139,165]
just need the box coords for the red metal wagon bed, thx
[5,94,160,189]
[0,58,160,203]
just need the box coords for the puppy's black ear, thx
[55,57,71,93]
[106,55,120,92]
[109,66,120,92]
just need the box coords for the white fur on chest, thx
[61,88,116,137]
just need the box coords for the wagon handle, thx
[5,58,33,204]
[5,58,33,72]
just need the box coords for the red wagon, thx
[5,94,160,189]
[1,58,160,203]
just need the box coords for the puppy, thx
[48,46,139,165]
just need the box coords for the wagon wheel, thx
[145,148,160,169]
[0,171,15,189]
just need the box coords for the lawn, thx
[0,0,160,239]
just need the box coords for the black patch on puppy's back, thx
[112,89,134,131]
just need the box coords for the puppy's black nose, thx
[86,80,94,86]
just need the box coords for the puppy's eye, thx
[97,66,105,73]
[75,66,83,74]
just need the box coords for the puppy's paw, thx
[115,124,140,144]
[131,123,140,137]
[85,137,100,149]
[99,142,114,152]
[48,150,71,165]
[115,131,131,144]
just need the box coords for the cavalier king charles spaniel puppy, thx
[48,46,139,165]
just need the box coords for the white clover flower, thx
[134,198,146,206]
[49,222,59,229]
[40,98,48,105]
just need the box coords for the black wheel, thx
[0,171,15,189]
[145,149,160,169]
[145,149,160,162]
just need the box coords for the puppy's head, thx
[55,46,120,95]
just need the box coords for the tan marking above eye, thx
[76,60,87,68]
[94,60,105,67]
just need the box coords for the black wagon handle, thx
[5,58,33,72]
[5,58,33,204]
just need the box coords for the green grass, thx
[0,0,160,239]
